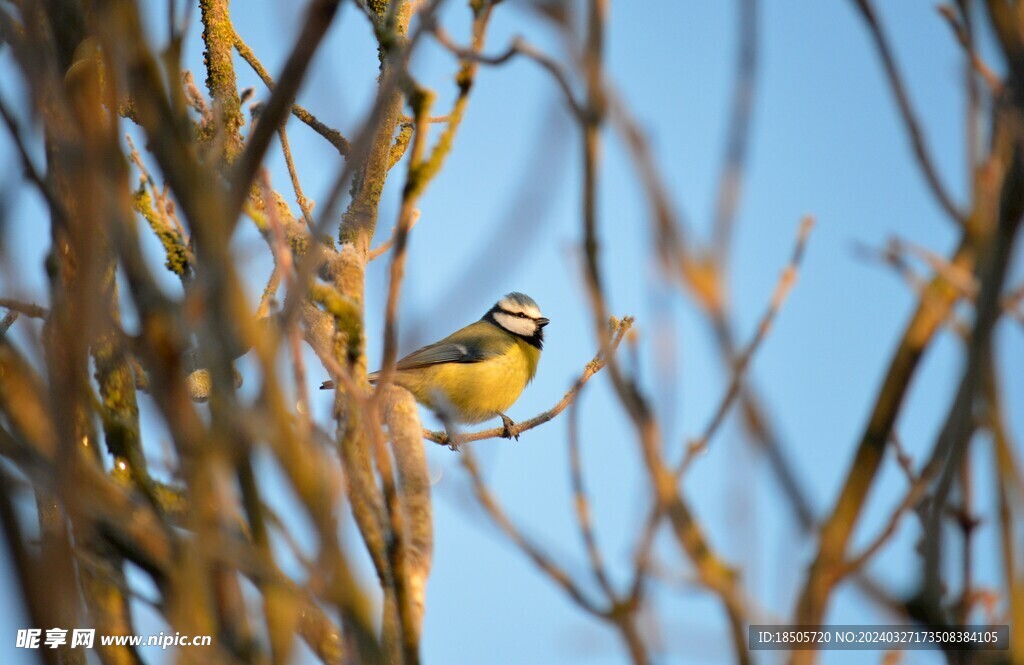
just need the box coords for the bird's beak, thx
[536,317,550,327]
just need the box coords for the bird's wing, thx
[393,341,492,370]
[372,320,512,376]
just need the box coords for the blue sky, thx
[1,1,1022,664]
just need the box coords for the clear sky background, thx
[1,1,1022,664]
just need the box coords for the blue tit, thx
[322,292,549,440]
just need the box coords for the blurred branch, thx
[368,209,420,260]
[377,86,435,394]
[850,0,965,225]
[0,298,48,319]
[410,3,499,195]
[0,312,17,334]
[853,238,973,336]
[792,236,974,639]
[984,355,1024,660]
[366,82,438,665]
[1003,280,1024,327]
[461,391,652,663]
[679,216,814,475]
[793,22,1021,637]
[711,0,758,262]
[915,107,1024,621]
[937,4,1003,94]
[0,95,70,225]
[574,1,751,661]
[567,395,614,599]
[460,447,604,615]
[837,460,931,580]
[430,26,586,120]
[608,86,817,531]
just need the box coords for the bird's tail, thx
[319,372,380,390]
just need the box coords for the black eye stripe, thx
[498,309,539,320]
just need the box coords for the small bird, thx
[321,292,549,444]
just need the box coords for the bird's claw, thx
[499,414,519,441]
[442,430,462,452]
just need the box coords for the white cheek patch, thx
[494,312,536,337]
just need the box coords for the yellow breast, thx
[394,338,540,424]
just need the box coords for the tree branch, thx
[234,31,352,156]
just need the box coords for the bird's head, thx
[485,292,549,349]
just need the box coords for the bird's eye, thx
[518,312,527,318]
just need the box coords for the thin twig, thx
[1002,281,1024,327]
[459,447,604,615]
[368,210,421,261]
[182,70,212,122]
[234,30,351,156]
[256,264,282,320]
[711,0,758,263]
[837,463,931,579]
[890,237,978,297]
[850,0,965,225]
[567,393,615,599]
[278,125,315,227]
[937,4,1003,93]
[678,216,814,475]
[0,96,70,225]
[792,235,975,642]
[0,311,18,334]
[227,0,343,232]
[430,26,586,120]
[0,299,48,319]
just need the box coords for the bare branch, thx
[0,298,48,319]
[679,216,814,475]
[567,394,615,599]
[459,447,604,616]
[227,0,343,229]
[234,31,352,156]
[430,26,586,120]
[712,0,759,262]
[369,210,420,260]
[850,0,965,225]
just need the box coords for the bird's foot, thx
[443,428,462,452]
[499,413,519,441]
